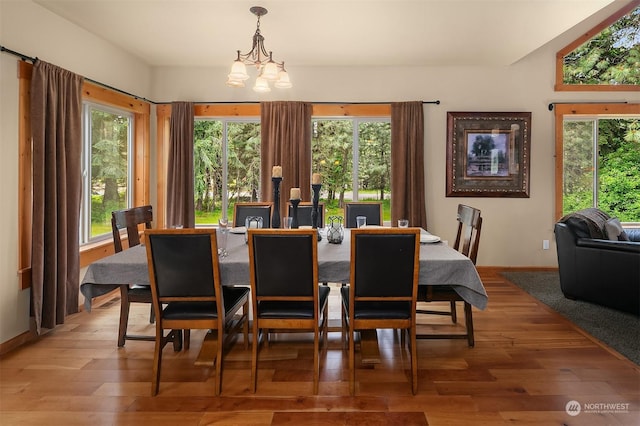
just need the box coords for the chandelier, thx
[226,6,292,92]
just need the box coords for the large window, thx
[80,103,133,243]
[311,118,391,221]
[555,103,640,223]
[194,118,261,225]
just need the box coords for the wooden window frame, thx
[555,0,640,92]
[17,61,151,289]
[553,102,640,221]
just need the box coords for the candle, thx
[290,187,301,199]
[312,173,322,185]
[272,165,282,178]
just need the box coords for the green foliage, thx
[563,118,640,222]
[563,7,640,85]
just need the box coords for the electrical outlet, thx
[543,240,550,250]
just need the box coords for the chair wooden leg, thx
[348,326,355,396]
[450,301,457,323]
[151,329,163,396]
[410,326,418,395]
[214,328,224,396]
[118,285,130,347]
[464,302,475,347]
[243,301,250,350]
[313,327,319,395]
[251,322,259,393]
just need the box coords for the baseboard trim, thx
[477,266,558,274]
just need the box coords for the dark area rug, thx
[501,271,639,365]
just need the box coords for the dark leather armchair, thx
[554,208,640,315]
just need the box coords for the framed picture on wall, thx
[446,111,531,198]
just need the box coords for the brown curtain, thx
[260,101,313,220]
[30,60,84,333]
[391,101,427,229]
[166,101,195,228]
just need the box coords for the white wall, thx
[0,0,637,345]
[0,0,152,345]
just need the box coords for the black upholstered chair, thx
[341,227,420,395]
[344,202,383,228]
[145,229,249,396]
[288,201,325,227]
[233,202,272,228]
[417,204,482,347]
[111,205,155,347]
[247,228,329,394]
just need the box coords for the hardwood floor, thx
[1,269,638,425]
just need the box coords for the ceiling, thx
[34,0,618,68]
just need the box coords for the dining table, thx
[81,227,487,310]
[81,227,488,364]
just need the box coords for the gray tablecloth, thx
[81,229,488,311]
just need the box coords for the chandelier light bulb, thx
[274,70,292,89]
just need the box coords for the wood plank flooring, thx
[1,269,639,425]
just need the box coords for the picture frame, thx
[446,112,531,198]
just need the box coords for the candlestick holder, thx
[290,198,300,229]
[311,183,322,241]
[271,177,282,228]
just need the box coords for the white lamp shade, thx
[226,78,245,88]
[261,61,279,81]
[274,70,292,89]
[228,60,250,81]
[253,76,271,93]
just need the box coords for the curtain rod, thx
[154,100,441,105]
[1,45,155,104]
[548,101,628,111]
[2,45,440,107]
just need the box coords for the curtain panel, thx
[30,60,84,333]
[260,101,313,220]
[391,101,427,229]
[166,102,195,228]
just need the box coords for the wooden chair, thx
[145,229,249,396]
[341,227,421,395]
[344,202,383,228]
[111,205,155,347]
[247,228,329,394]
[232,202,272,228]
[416,204,482,347]
[288,201,325,227]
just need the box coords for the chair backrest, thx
[288,202,325,227]
[111,205,153,253]
[344,202,383,228]
[233,202,272,228]
[453,204,482,265]
[145,229,221,306]
[248,229,318,300]
[350,228,420,302]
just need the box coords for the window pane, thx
[563,120,595,215]
[312,119,354,219]
[89,107,130,240]
[228,122,261,210]
[358,121,391,221]
[597,118,640,222]
[194,119,222,226]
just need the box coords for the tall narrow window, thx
[194,118,261,225]
[311,118,391,222]
[80,103,132,243]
